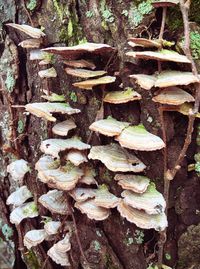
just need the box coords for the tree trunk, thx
[1,0,200,269]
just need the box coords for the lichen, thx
[5,70,15,92]
[26,0,37,11]
[129,0,153,27]
[17,120,24,134]
[69,91,78,102]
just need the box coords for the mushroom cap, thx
[6,23,45,38]
[7,159,29,183]
[75,199,110,221]
[115,124,165,151]
[117,200,167,231]
[52,120,76,136]
[94,186,120,208]
[40,137,91,158]
[38,190,69,215]
[70,188,97,202]
[44,221,61,235]
[155,70,199,88]
[6,186,33,206]
[114,174,150,193]
[38,165,84,191]
[42,43,114,57]
[10,201,38,225]
[152,87,195,105]
[18,39,41,49]
[63,59,96,70]
[130,74,157,90]
[73,76,116,90]
[66,150,88,166]
[121,183,166,214]
[79,166,97,185]
[24,229,47,249]
[25,102,80,122]
[47,234,71,266]
[152,0,179,7]
[65,68,107,78]
[126,50,191,63]
[89,116,130,137]
[88,144,146,172]
[38,67,57,78]
[128,38,161,48]
[103,88,141,104]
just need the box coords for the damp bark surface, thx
[0,1,200,269]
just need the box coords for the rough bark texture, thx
[0,0,200,269]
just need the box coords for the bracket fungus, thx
[18,39,41,49]
[126,50,191,63]
[39,190,69,215]
[75,199,110,221]
[88,144,146,172]
[115,124,165,151]
[40,137,90,158]
[114,174,150,193]
[130,74,157,90]
[7,159,29,184]
[121,183,166,215]
[25,102,80,122]
[94,186,120,208]
[66,150,87,166]
[152,87,195,105]
[47,234,71,266]
[24,229,47,249]
[52,120,76,136]
[103,88,141,104]
[89,116,130,136]
[65,68,107,78]
[42,43,115,58]
[29,49,46,60]
[130,71,200,90]
[6,23,45,38]
[38,67,57,78]
[6,186,33,207]
[73,76,116,90]
[37,164,84,191]
[10,201,38,225]
[35,155,60,172]
[63,59,96,70]
[117,200,167,231]
[79,166,97,185]
[128,37,162,48]
[44,221,61,235]
[41,90,66,102]
[70,188,97,202]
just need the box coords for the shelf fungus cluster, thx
[128,33,197,115]
[6,185,38,225]
[42,42,116,90]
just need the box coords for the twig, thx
[22,0,34,26]
[159,7,167,40]
[157,0,200,267]
[68,202,88,265]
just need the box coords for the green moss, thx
[43,52,55,64]
[190,31,200,59]
[5,70,15,92]
[93,240,101,251]
[22,203,38,216]
[52,0,63,21]
[26,0,37,11]
[24,250,40,269]
[86,10,94,18]
[69,91,78,102]
[129,0,153,26]
[17,120,24,134]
